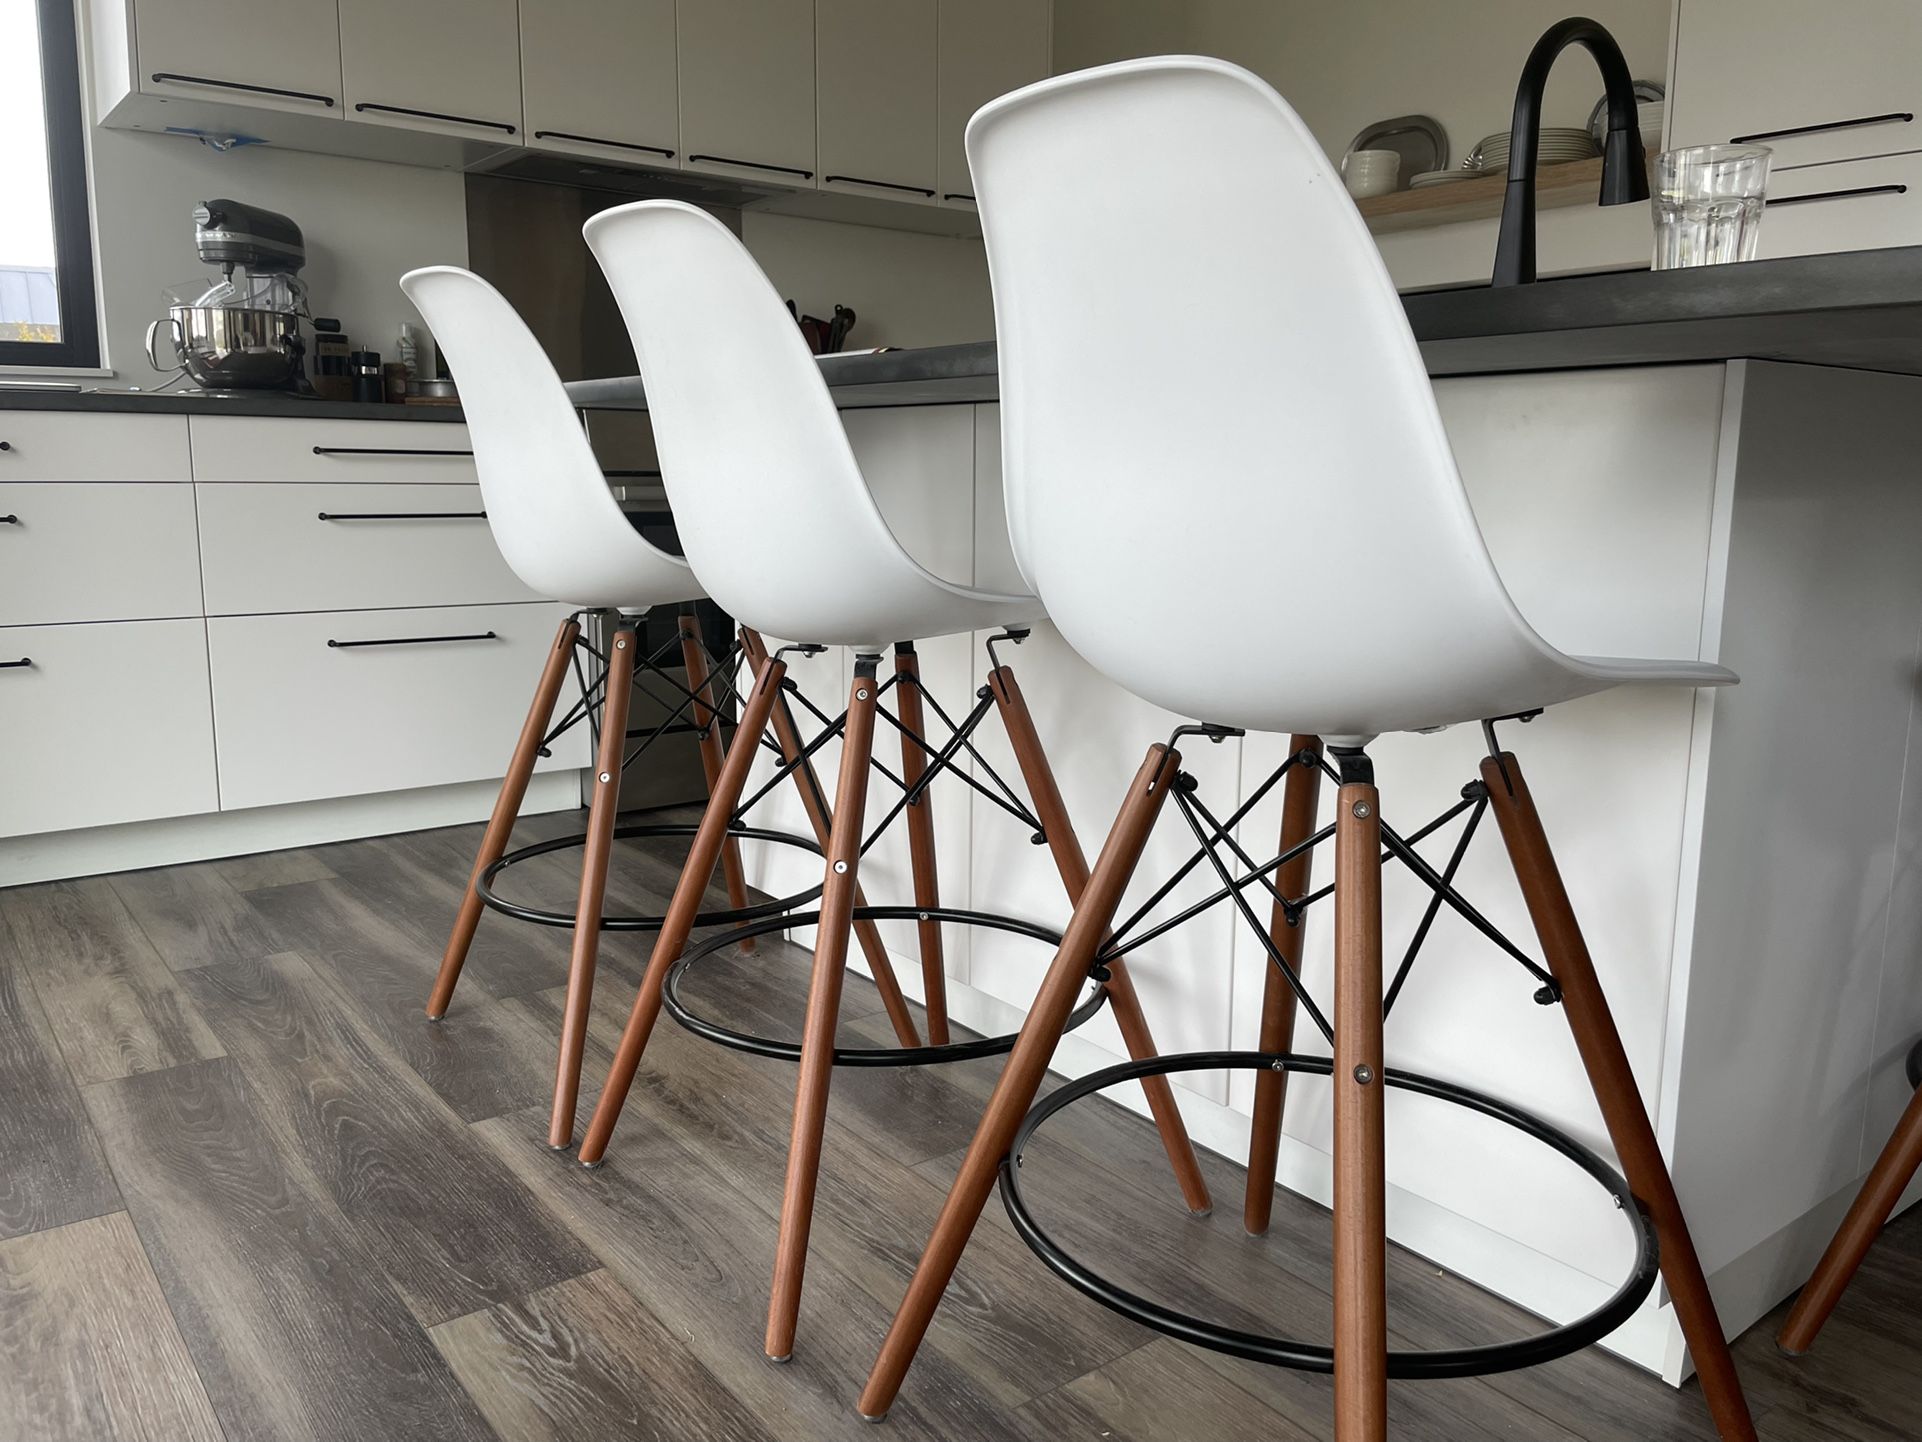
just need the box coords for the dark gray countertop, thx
[0,388,465,421]
[566,246,1922,411]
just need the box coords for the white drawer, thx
[195,482,538,615]
[0,620,219,838]
[0,411,191,482]
[0,483,203,626]
[1760,152,1922,259]
[206,602,587,810]
[188,415,477,483]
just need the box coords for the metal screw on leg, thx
[598,772,612,783]
[1352,801,1372,819]
[1354,1064,1375,1085]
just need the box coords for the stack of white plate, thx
[1472,126,1601,171]
[1408,169,1484,189]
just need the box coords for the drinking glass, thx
[1652,145,1772,269]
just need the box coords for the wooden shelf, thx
[1358,156,1632,235]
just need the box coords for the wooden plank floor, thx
[2,808,1919,1440]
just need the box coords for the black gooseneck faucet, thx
[1491,15,1649,286]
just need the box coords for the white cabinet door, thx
[135,0,343,117]
[678,0,817,187]
[0,620,219,838]
[936,0,1048,207]
[522,0,679,167]
[339,0,523,140]
[1758,152,1922,258]
[817,0,937,204]
[188,416,476,484]
[1671,0,1922,168]
[0,483,203,626]
[0,411,190,482]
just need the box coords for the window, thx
[1,0,98,368]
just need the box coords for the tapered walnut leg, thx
[576,654,789,1165]
[989,666,1211,1213]
[859,744,1180,1421]
[1483,751,1756,1442]
[1778,1079,1922,1354]
[893,643,949,1044]
[1246,736,1323,1233]
[680,614,752,949]
[766,658,882,1361]
[548,620,639,1149]
[428,616,580,1019]
[741,631,919,1048]
[1333,764,1388,1442]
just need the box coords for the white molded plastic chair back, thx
[399,266,698,611]
[969,58,1676,737]
[584,200,1037,649]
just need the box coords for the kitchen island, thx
[567,247,1922,1383]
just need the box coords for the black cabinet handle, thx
[0,514,17,525]
[1,658,32,669]
[1732,111,1913,145]
[688,153,813,179]
[534,130,673,159]
[0,440,12,450]
[317,510,486,521]
[312,445,473,457]
[943,192,975,203]
[823,175,936,197]
[328,631,499,649]
[1767,184,1908,208]
[602,468,663,479]
[152,72,336,107]
[355,102,515,135]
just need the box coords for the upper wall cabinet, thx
[521,0,679,166]
[936,0,1050,207]
[817,0,937,204]
[340,0,524,141]
[1670,0,1922,169]
[131,0,343,117]
[679,0,818,187]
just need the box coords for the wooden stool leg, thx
[549,620,639,1148]
[428,616,580,1019]
[859,743,1179,1421]
[1778,1078,1922,1354]
[575,653,789,1165]
[1482,751,1757,1442]
[1333,760,1388,1442]
[766,657,882,1360]
[988,665,1212,1213]
[741,631,920,1048]
[680,613,754,948]
[1246,736,1323,1233]
[893,643,949,1044]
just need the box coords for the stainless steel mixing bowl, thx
[145,305,302,390]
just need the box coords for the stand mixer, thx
[145,199,314,394]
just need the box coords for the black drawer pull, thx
[328,631,499,650]
[312,446,473,457]
[0,514,17,525]
[823,175,936,197]
[1732,111,1914,145]
[602,468,663,479]
[688,153,813,179]
[152,72,336,107]
[943,192,975,203]
[1767,184,1909,208]
[317,510,486,521]
[1,657,31,669]
[534,130,673,159]
[355,102,516,135]
[0,440,12,451]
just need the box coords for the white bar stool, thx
[401,266,807,1151]
[575,197,1213,1364]
[859,58,1757,1442]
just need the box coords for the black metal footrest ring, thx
[475,822,824,932]
[998,1049,1660,1380]
[662,905,1107,1067]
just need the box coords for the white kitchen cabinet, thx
[522,0,680,166]
[936,0,1049,207]
[0,484,203,627]
[340,0,523,141]
[1759,152,1922,259]
[0,411,190,483]
[678,0,818,187]
[132,0,343,117]
[1671,0,1922,170]
[817,0,937,204]
[187,415,476,484]
[0,620,219,839]
[207,601,583,810]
